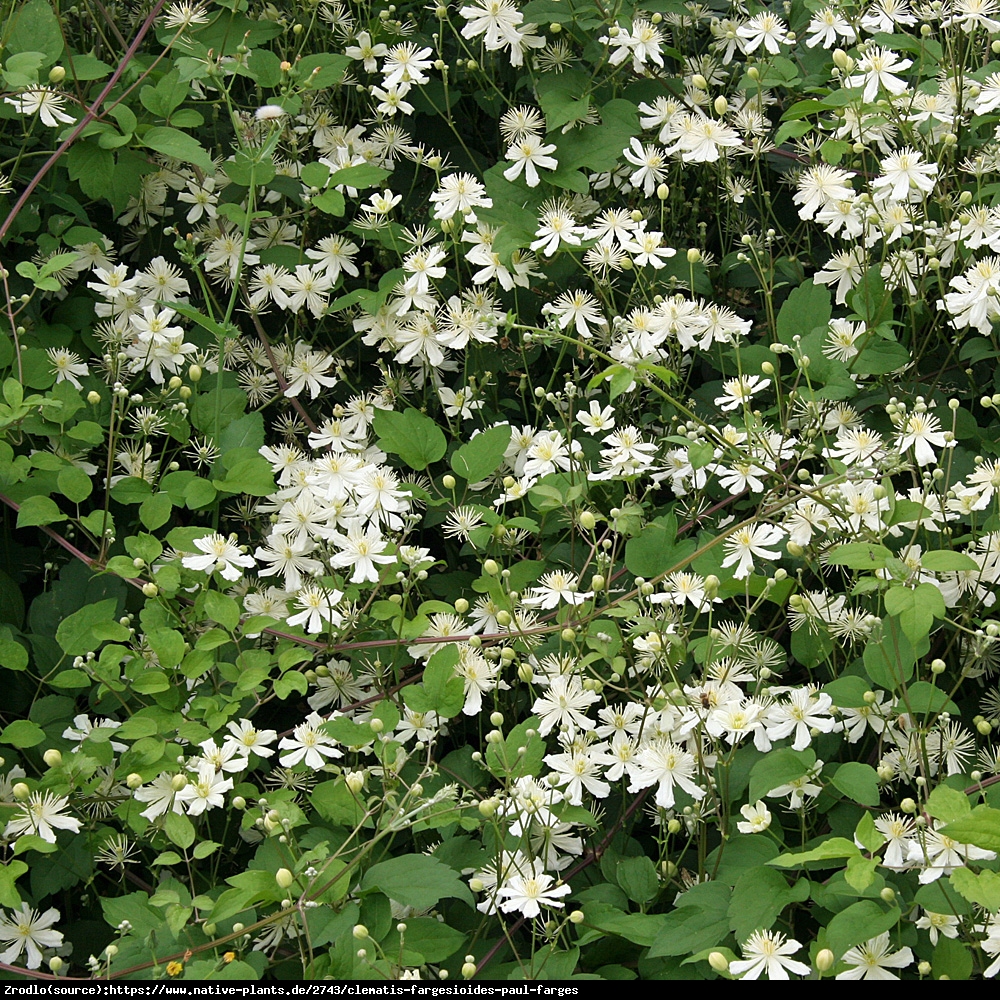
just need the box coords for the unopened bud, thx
[275,868,294,889]
[12,783,30,801]
[931,659,946,674]
[171,774,188,791]
[87,391,101,405]
[188,364,202,382]
[442,474,456,489]
[816,949,835,972]
[43,749,62,767]
[708,951,730,973]
[579,510,596,530]
[900,797,917,813]
[714,95,728,116]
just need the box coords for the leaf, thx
[844,855,879,892]
[826,901,900,959]
[0,862,28,908]
[0,628,28,671]
[950,867,1000,912]
[219,412,265,453]
[401,645,464,718]
[57,465,92,503]
[8,0,64,65]
[830,762,880,807]
[624,513,693,579]
[374,408,447,471]
[825,542,893,569]
[142,126,214,173]
[777,282,831,345]
[451,425,511,483]
[855,812,884,853]
[920,550,980,572]
[904,681,959,717]
[56,598,119,655]
[940,807,1000,853]
[823,675,873,708]
[0,720,45,748]
[16,495,66,528]
[139,492,172,530]
[883,583,944,643]
[327,163,389,189]
[164,812,195,849]
[298,52,352,88]
[728,867,809,943]
[360,855,474,910]
[863,617,915,690]
[769,837,861,867]
[213,456,276,496]
[932,935,973,980]
[486,716,545,781]
[646,881,732,958]
[615,855,659,904]
[203,591,241,632]
[581,902,666,947]
[748,748,813,804]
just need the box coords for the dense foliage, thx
[3,0,1000,982]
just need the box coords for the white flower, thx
[737,12,789,54]
[835,932,914,980]
[721,523,785,580]
[737,800,772,834]
[134,772,184,821]
[182,533,256,582]
[503,135,558,187]
[873,147,938,203]
[430,173,492,220]
[47,348,89,389]
[714,374,769,411]
[5,87,75,127]
[278,712,344,768]
[627,738,706,809]
[730,929,811,980]
[0,904,63,970]
[4,791,82,844]
[223,719,278,758]
[845,47,913,103]
[176,761,233,816]
[497,870,571,918]
[897,411,948,466]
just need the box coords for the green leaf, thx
[111,477,153,504]
[863,617,915,690]
[219,412,265,453]
[0,861,28,908]
[825,542,893,569]
[844,855,879,892]
[164,811,195,849]
[403,645,464,718]
[193,840,221,860]
[139,492,172,530]
[826,901,900,959]
[855,812,884,853]
[0,628,28,671]
[142,126,214,173]
[204,591,241,632]
[383,917,467,964]
[16,495,66,528]
[57,465,92,503]
[297,52,351,88]
[728,867,809,943]
[769,837,861,868]
[884,583,945,643]
[56,598,119,655]
[823,675,873,708]
[777,282,831,345]
[486,716,545,780]
[213,455,276,496]
[950,867,1000,912]
[327,164,389,189]
[920,550,980,572]
[581,902,665,947]
[0,720,45,748]
[905,681,959,717]
[647,881,731,958]
[830,762,880,807]
[932,935,973,980]
[616,855,659,904]
[360,855,474,910]
[940,807,1000,853]
[451,425,511,483]
[8,0,64,65]
[374,408,447,470]
[748,748,813,804]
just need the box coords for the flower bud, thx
[353,924,369,939]
[455,598,469,614]
[900,797,917,813]
[462,962,477,978]
[48,956,64,973]
[918,960,932,976]
[188,364,202,382]
[369,718,384,734]
[931,658,946,674]
[561,627,576,643]
[747,66,760,80]
[880,886,895,903]
[518,662,534,683]
[667,818,682,834]
[43,749,62,767]
[496,610,511,627]
[490,711,504,726]
[345,771,365,794]
[142,583,158,597]
[126,773,143,789]
[442,474,457,489]
[275,868,294,889]
[232,796,246,809]
[484,559,500,576]
[579,510,596,530]
[12,783,30,801]
[714,95,729,116]
[691,74,708,90]
[48,65,66,84]
[708,951,730,973]
[171,774,188,791]
[87,390,101,405]
[687,248,702,263]
[656,183,669,200]
[815,948,835,972]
